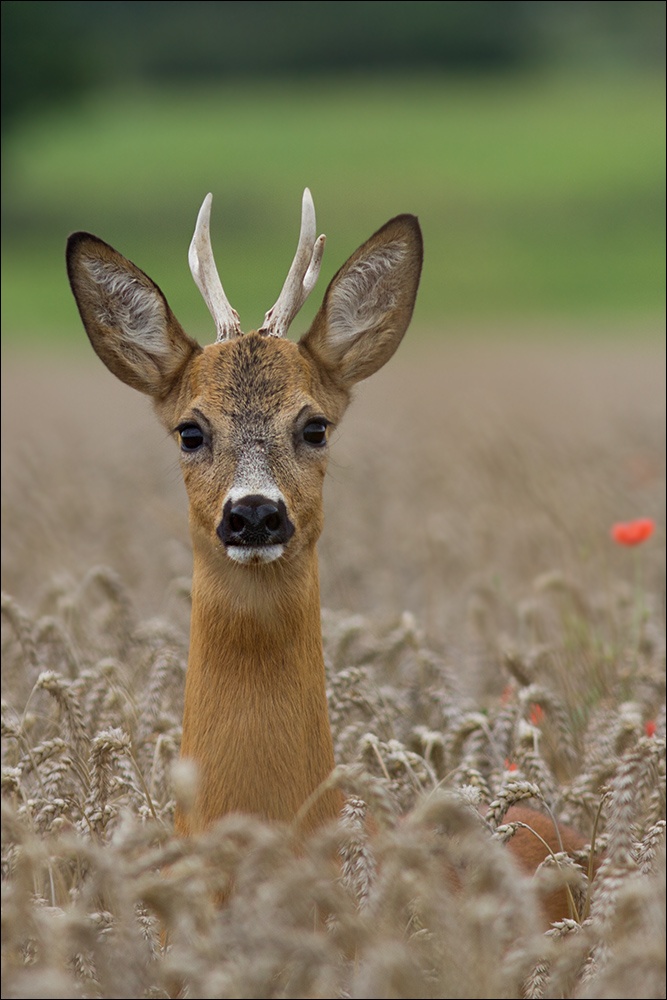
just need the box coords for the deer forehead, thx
[179,333,337,431]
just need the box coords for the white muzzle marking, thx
[226,544,285,565]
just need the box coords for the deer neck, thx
[177,544,341,836]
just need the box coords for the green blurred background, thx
[2,1,665,346]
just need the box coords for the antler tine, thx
[189,193,242,342]
[260,188,326,338]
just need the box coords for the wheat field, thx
[2,334,665,999]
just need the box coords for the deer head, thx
[66,192,422,584]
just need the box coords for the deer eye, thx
[177,423,205,451]
[302,420,328,447]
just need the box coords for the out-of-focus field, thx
[2,335,665,998]
[2,72,665,340]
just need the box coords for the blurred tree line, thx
[2,1,664,133]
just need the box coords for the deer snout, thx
[218,495,295,549]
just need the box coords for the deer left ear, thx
[300,214,423,389]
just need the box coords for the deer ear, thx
[66,232,201,397]
[300,214,422,388]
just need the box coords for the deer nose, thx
[218,495,295,548]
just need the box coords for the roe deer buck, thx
[67,191,590,922]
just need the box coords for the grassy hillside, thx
[2,71,664,344]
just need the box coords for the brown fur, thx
[67,212,422,839]
[504,806,591,925]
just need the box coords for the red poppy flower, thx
[610,518,655,546]
[529,703,544,726]
[504,759,518,772]
[645,720,657,738]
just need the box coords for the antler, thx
[189,193,242,342]
[259,188,326,338]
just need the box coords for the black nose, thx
[218,495,295,548]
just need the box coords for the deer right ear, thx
[66,232,201,397]
[300,214,422,389]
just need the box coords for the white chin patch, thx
[225,544,285,566]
